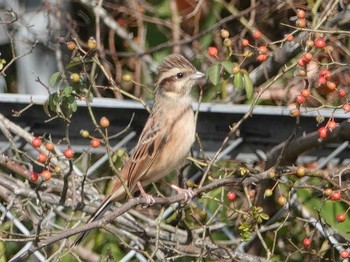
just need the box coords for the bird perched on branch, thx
[73,54,205,245]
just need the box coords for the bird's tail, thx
[72,195,114,246]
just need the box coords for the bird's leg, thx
[160,179,195,204]
[137,181,155,206]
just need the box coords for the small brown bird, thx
[73,54,205,245]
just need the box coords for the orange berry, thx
[45,142,54,151]
[301,89,310,98]
[326,81,336,91]
[304,52,312,61]
[241,38,249,47]
[290,108,300,117]
[100,116,110,128]
[296,18,306,28]
[208,46,218,57]
[41,170,52,181]
[66,41,76,50]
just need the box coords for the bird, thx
[73,54,205,245]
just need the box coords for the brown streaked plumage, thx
[73,54,205,245]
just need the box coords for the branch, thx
[8,175,258,262]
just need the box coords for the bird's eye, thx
[176,72,184,78]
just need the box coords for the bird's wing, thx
[125,113,169,191]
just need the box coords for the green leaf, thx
[66,58,93,70]
[49,93,59,112]
[49,72,61,88]
[70,100,78,112]
[221,61,235,74]
[243,72,254,99]
[64,86,73,95]
[233,72,244,90]
[260,213,270,220]
[206,63,220,86]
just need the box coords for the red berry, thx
[241,38,249,47]
[301,89,310,98]
[340,250,350,259]
[330,190,341,201]
[317,76,326,86]
[100,116,110,128]
[227,191,237,201]
[319,69,328,76]
[252,30,262,40]
[29,172,39,182]
[90,138,101,148]
[257,54,267,62]
[64,147,74,159]
[298,57,307,67]
[319,69,332,80]
[314,37,326,49]
[336,213,346,222]
[37,153,48,163]
[258,45,268,54]
[41,170,52,181]
[338,89,347,97]
[318,127,328,139]
[327,120,337,131]
[45,142,54,151]
[303,237,311,248]
[296,95,305,104]
[343,103,350,112]
[296,9,306,19]
[208,46,218,57]
[32,137,42,148]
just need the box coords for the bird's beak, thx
[191,71,205,80]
